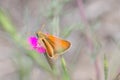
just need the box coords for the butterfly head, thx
[36,31,46,38]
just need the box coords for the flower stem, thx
[61,57,70,80]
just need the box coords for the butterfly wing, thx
[37,32,70,59]
[38,38,54,57]
[46,34,71,54]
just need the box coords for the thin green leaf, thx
[61,23,83,38]
[18,56,32,80]
[60,25,74,38]
[51,16,60,36]
[61,57,70,80]
[0,9,16,35]
[104,55,108,80]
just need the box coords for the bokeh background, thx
[0,0,120,80]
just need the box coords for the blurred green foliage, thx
[1,0,118,80]
[0,0,73,80]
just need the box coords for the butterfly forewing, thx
[39,38,54,57]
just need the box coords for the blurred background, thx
[0,0,120,80]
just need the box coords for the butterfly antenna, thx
[40,24,46,31]
[35,24,46,35]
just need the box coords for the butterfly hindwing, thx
[46,34,71,54]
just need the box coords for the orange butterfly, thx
[36,31,71,59]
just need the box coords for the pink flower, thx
[28,36,46,54]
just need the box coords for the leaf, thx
[18,56,32,80]
[51,16,60,36]
[0,9,16,35]
[104,55,108,80]
[61,57,70,80]
[61,23,83,38]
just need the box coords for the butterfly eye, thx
[36,33,39,38]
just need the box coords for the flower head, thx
[28,36,46,54]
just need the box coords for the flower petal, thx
[28,36,38,47]
[28,36,46,54]
[36,47,46,53]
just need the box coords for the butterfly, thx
[36,31,71,59]
[36,30,71,69]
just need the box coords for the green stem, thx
[61,57,70,80]
[104,55,108,80]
